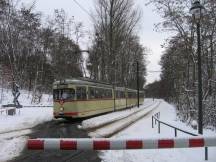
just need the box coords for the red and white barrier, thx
[28,136,216,150]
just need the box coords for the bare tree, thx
[88,0,146,88]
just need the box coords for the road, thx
[9,119,101,162]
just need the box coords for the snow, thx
[0,107,53,134]
[0,136,27,162]
[82,99,216,162]
[0,89,53,134]
[0,89,215,162]
[0,89,53,162]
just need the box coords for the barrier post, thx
[152,116,154,128]
[158,122,160,134]
[205,147,208,160]
[175,128,177,137]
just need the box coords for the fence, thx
[0,104,52,116]
[152,112,209,160]
[0,105,19,115]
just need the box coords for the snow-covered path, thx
[96,100,216,162]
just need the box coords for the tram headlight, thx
[60,107,64,111]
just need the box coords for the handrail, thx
[152,112,209,160]
[152,112,198,137]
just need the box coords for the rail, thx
[87,102,161,138]
[152,112,209,160]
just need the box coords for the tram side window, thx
[128,92,132,98]
[95,88,100,98]
[105,89,112,98]
[140,92,144,98]
[89,87,112,99]
[100,89,105,98]
[99,88,104,98]
[120,91,125,98]
[132,92,135,98]
[116,90,124,98]
[108,90,112,98]
[89,87,95,99]
[76,87,87,100]
[115,91,119,98]
[134,92,137,98]
[117,91,120,98]
[128,92,136,98]
[95,88,104,98]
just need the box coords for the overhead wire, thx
[72,0,92,18]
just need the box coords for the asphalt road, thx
[9,119,101,162]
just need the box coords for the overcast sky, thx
[22,0,172,84]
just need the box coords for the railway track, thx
[0,128,32,140]
[84,101,161,138]
[81,101,157,130]
[8,101,160,162]
[8,119,101,162]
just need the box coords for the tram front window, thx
[53,89,59,100]
[61,89,75,100]
[53,89,75,100]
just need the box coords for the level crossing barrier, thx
[28,136,216,150]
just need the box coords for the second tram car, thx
[53,78,144,118]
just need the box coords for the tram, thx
[53,78,144,118]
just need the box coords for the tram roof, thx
[53,78,113,88]
[53,78,144,92]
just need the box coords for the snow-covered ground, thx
[0,89,53,162]
[0,91,215,162]
[0,89,53,134]
[82,99,216,162]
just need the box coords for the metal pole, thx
[113,85,116,111]
[152,116,154,128]
[205,147,208,160]
[0,72,3,104]
[137,61,139,107]
[197,21,203,135]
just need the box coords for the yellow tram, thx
[53,78,144,118]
